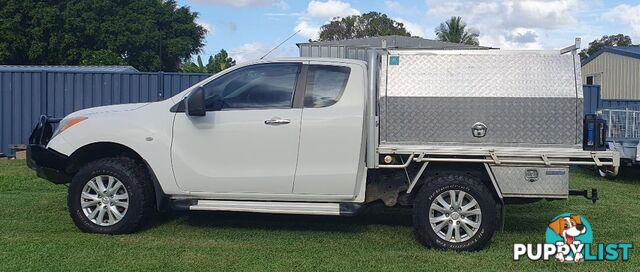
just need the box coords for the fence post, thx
[608,111,612,138]
[633,111,637,138]
[40,70,48,116]
[158,71,164,101]
[596,85,601,110]
[626,109,630,138]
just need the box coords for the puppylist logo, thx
[513,213,633,262]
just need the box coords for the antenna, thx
[260,30,301,60]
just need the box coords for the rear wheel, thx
[68,157,154,234]
[413,174,497,251]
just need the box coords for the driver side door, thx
[171,62,304,195]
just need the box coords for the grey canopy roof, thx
[297,35,492,50]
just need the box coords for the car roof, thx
[241,57,368,66]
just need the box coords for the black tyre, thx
[413,173,497,251]
[68,157,154,234]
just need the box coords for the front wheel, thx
[413,174,497,251]
[68,157,154,234]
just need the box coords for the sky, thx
[176,0,640,63]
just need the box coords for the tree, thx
[180,49,236,74]
[179,56,207,73]
[435,16,479,46]
[208,49,236,73]
[80,50,128,66]
[579,34,636,59]
[0,0,206,72]
[318,12,413,41]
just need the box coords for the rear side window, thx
[304,65,351,108]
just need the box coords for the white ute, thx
[27,41,619,251]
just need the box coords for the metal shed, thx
[581,47,640,100]
[0,66,209,156]
[297,35,492,61]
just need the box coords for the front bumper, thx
[26,145,71,184]
[27,115,70,184]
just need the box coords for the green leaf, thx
[0,0,207,71]
[435,16,479,46]
[318,12,412,42]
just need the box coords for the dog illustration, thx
[548,215,587,262]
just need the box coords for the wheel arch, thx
[409,162,503,205]
[367,161,504,207]
[66,142,168,211]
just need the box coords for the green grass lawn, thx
[1,160,638,271]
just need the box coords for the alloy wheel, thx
[428,190,482,243]
[80,175,129,226]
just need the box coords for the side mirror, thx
[185,87,206,117]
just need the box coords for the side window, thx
[203,63,300,110]
[304,65,351,108]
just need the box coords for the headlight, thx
[52,116,88,138]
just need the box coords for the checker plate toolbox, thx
[371,44,618,198]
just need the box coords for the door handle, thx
[264,118,291,125]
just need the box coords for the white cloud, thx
[385,1,402,10]
[502,0,578,29]
[295,21,321,40]
[394,18,425,37]
[471,1,501,15]
[229,43,268,63]
[384,0,418,15]
[505,28,539,44]
[273,0,288,10]
[198,21,215,35]
[229,42,296,63]
[425,0,590,49]
[604,4,640,40]
[306,0,360,18]
[264,12,303,17]
[189,0,283,8]
[427,0,578,30]
[289,1,360,40]
[479,33,542,49]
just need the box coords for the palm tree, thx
[435,16,479,46]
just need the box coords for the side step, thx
[187,200,364,216]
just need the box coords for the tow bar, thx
[569,188,599,203]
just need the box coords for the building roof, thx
[0,65,139,73]
[581,46,640,66]
[297,35,493,50]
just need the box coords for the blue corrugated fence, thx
[0,70,209,156]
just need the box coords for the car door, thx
[292,62,367,197]
[171,62,304,194]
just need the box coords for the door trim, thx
[292,65,308,108]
